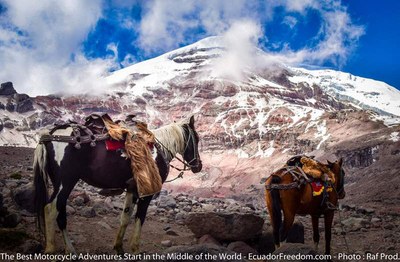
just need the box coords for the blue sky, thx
[0,0,399,95]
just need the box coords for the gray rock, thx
[286,221,304,243]
[255,231,276,255]
[371,217,381,224]
[80,207,96,218]
[341,217,369,232]
[0,82,17,96]
[98,221,112,230]
[72,196,85,206]
[92,200,111,215]
[3,120,15,129]
[14,94,34,113]
[21,239,42,254]
[183,206,192,212]
[66,205,76,215]
[166,229,179,236]
[186,212,264,241]
[159,195,177,209]
[200,203,215,212]
[161,240,173,247]
[13,183,35,213]
[3,213,22,228]
[227,241,257,255]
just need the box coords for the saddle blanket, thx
[105,139,125,151]
[311,181,332,196]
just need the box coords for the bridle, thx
[335,166,345,197]
[155,124,200,172]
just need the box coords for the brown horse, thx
[264,158,345,255]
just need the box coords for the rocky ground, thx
[0,146,399,262]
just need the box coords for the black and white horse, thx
[33,116,202,254]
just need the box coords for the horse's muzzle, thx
[191,160,203,173]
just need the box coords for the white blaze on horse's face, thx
[52,128,73,167]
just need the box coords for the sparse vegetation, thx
[10,171,22,179]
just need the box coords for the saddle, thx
[286,155,335,183]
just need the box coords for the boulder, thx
[0,82,17,96]
[286,221,305,243]
[255,231,276,255]
[13,183,35,213]
[186,212,264,241]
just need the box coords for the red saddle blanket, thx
[105,140,125,151]
[105,139,154,151]
[311,181,332,196]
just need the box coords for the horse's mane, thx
[152,123,186,161]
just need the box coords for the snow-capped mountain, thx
[1,36,399,200]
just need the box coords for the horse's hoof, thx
[130,244,140,254]
[113,245,124,255]
[44,247,56,254]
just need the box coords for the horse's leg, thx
[129,195,152,253]
[113,191,135,254]
[56,181,78,254]
[324,211,334,255]
[44,197,58,254]
[312,215,320,251]
[265,190,281,249]
[280,201,296,242]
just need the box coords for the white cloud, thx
[138,0,364,69]
[210,20,262,80]
[282,16,298,29]
[0,0,365,96]
[137,0,257,54]
[0,0,115,96]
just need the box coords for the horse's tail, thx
[33,143,49,233]
[270,175,282,246]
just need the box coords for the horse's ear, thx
[338,158,343,166]
[189,115,195,129]
[327,160,333,165]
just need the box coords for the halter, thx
[333,166,345,197]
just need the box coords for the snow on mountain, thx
[289,67,400,117]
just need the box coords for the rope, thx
[265,181,300,190]
[337,205,351,253]
[331,183,351,254]
[165,171,184,183]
